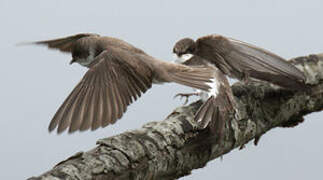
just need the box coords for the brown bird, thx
[172,34,307,140]
[173,34,306,90]
[29,33,217,133]
[175,56,238,141]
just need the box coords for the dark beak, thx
[69,59,76,65]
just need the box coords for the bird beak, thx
[69,59,76,65]
[174,53,193,64]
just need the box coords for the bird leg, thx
[173,92,199,105]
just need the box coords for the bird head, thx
[70,37,102,67]
[173,38,196,63]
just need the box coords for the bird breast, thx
[174,53,194,63]
[195,77,220,102]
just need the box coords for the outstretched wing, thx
[31,33,99,53]
[196,35,306,89]
[49,48,215,133]
[49,49,154,133]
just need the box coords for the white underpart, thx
[194,77,220,102]
[206,77,220,98]
[195,89,208,102]
[172,53,221,102]
[77,47,96,67]
[194,79,220,123]
[173,53,194,64]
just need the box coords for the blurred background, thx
[0,0,322,179]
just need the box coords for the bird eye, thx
[72,51,80,58]
[188,47,195,53]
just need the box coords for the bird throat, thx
[77,48,96,67]
[174,53,194,64]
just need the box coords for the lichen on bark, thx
[29,54,323,180]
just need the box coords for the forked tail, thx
[194,86,236,143]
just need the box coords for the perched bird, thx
[28,33,217,133]
[173,34,307,140]
[175,56,238,141]
[173,34,306,90]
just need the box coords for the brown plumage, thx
[178,56,237,142]
[173,34,307,141]
[30,33,217,133]
[173,34,307,90]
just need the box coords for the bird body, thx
[174,34,307,90]
[173,34,307,141]
[30,33,217,133]
[174,55,237,140]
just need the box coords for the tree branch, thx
[29,54,323,180]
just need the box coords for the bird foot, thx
[173,92,199,105]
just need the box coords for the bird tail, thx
[167,66,214,91]
[194,86,236,143]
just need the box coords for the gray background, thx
[1,0,322,179]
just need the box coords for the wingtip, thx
[48,119,58,132]
[48,126,65,135]
[16,41,36,47]
[48,125,55,133]
[56,128,66,134]
[16,32,99,48]
[16,40,51,48]
[55,122,69,134]
[68,128,77,134]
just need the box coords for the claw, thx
[173,93,198,105]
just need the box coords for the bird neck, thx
[77,47,96,67]
[174,53,194,64]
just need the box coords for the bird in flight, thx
[173,34,307,140]
[28,33,218,133]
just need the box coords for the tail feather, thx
[194,86,236,143]
[195,96,215,129]
[168,67,214,91]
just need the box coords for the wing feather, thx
[32,33,98,53]
[49,45,217,133]
[68,84,89,132]
[229,38,305,80]
[196,35,306,89]
[50,83,83,132]
[49,49,153,133]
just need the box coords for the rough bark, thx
[29,54,323,180]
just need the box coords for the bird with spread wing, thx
[173,34,307,141]
[27,33,219,133]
